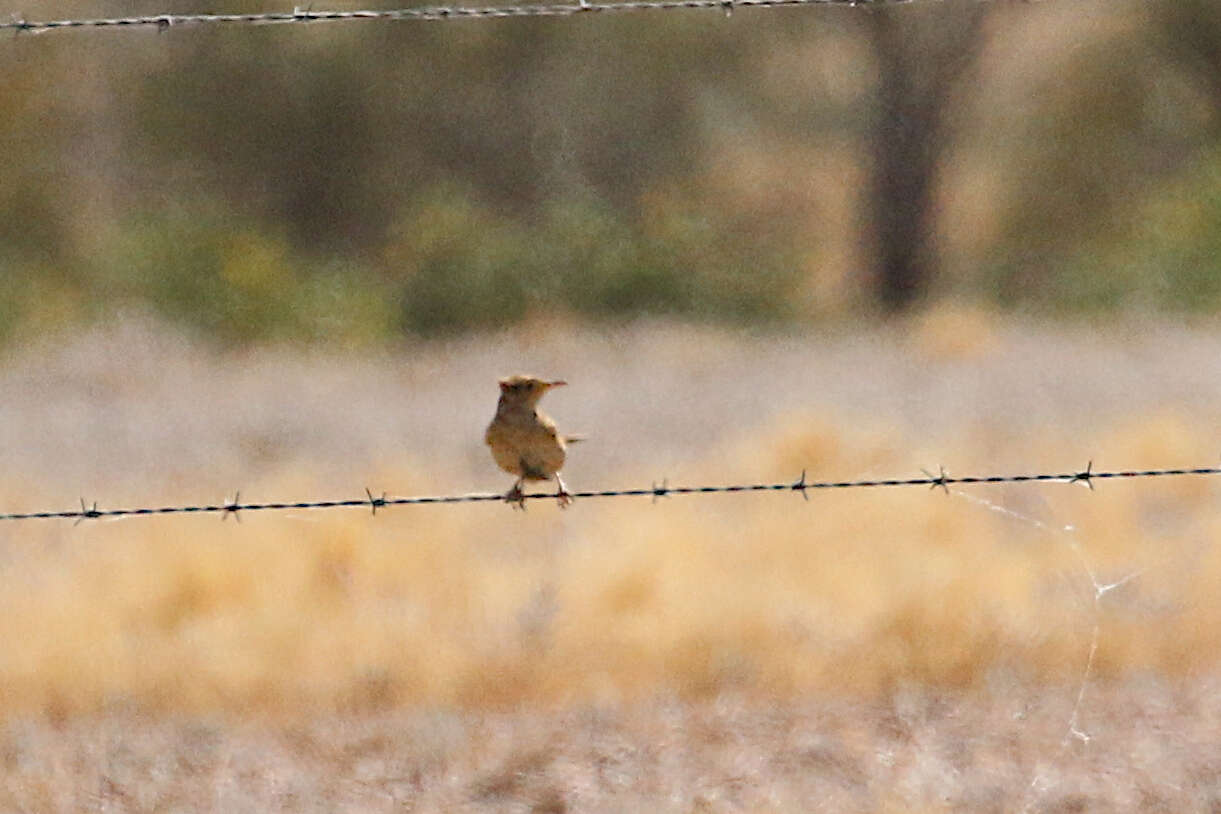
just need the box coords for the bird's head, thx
[498,374,566,407]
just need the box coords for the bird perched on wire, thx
[485,374,582,509]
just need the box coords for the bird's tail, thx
[565,434,588,444]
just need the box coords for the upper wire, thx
[2,0,924,34]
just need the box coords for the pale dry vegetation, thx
[3,313,1221,810]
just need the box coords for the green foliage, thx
[384,186,803,335]
[95,208,396,347]
[0,257,90,347]
[1120,154,1221,312]
[979,148,1221,315]
[0,263,29,346]
[385,188,533,335]
[0,189,805,347]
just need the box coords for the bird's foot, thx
[505,483,527,510]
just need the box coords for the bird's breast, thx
[485,409,567,479]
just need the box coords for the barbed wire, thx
[2,462,1218,522]
[0,0,943,35]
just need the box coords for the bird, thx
[484,374,581,509]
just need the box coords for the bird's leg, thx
[554,473,572,508]
[505,479,527,510]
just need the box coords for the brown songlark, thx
[485,374,580,509]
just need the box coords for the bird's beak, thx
[547,380,567,388]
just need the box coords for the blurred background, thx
[5,0,1221,809]
[3,0,1221,343]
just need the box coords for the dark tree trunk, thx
[860,5,991,313]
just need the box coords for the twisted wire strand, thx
[3,463,1218,522]
[1,0,926,34]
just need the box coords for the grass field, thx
[3,312,1221,810]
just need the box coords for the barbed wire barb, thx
[73,498,100,527]
[365,487,388,516]
[792,469,809,501]
[1070,459,1095,490]
[0,0,933,36]
[922,465,951,494]
[222,491,242,522]
[4,462,1221,523]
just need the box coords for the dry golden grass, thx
[3,414,1218,718]
[2,314,1221,809]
